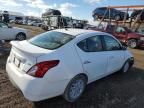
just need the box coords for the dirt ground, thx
[0,25,144,108]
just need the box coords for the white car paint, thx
[6,29,134,102]
[0,22,28,40]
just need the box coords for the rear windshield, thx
[29,31,75,50]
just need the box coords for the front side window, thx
[29,31,75,50]
[103,35,121,51]
[77,36,103,52]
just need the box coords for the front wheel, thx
[63,75,87,102]
[127,39,138,48]
[16,33,26,41]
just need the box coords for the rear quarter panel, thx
[36,41,84,82]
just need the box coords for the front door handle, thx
[83,61,91,64]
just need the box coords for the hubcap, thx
[123,62,129,72]
[69,79,84,100]
[17,34,25,40]
[129,41,137,48]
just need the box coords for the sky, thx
[0,0,144,21]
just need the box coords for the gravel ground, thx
[0,25,144,108]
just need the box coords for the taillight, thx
[27,60,60,78]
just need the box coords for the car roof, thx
[52,28,103,36]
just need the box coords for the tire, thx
[114,14,121,21]
[63,75,87,102]
[16,33,26,41]
[127,39,138,49]
[121,60,130,73]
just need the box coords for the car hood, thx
[128,32,144,38]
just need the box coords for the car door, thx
[102,35,125,73]
[0,22,14,40]
[114,27,127,42]
[75,35,108,82]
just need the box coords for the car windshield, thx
[28,31,75,50]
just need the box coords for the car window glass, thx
[103,35,121,51]
[0,22,8,28]
[29,31,75,50]
[77,36,103,52]
[115,27,125,33]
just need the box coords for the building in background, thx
[0,10,25,21]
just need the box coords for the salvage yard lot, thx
[0,25,144,108]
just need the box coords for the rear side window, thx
[29,31,74,50]
[103,35,121,51]
[77,36,103,52]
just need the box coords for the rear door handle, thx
[83,61,91,64]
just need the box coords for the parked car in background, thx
[131,9,144,20]
[15,20,23,24]
[28,21,43,27]
[0,21,28,41]
[92,7,129,21]
[90,25,144,48]
[6,29,134,102]
[137,28,144,35]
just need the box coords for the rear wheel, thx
[63,75,87,102]
[16,33,26,41]
[127,39,138,48]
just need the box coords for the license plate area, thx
[13,56,21,67]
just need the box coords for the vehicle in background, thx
[72,19,87,29]
[92,7,129,21]
[27,21,41,26]
[6,29,134,102]
[0,21,28,41]
[9,20,15,23]
[42,9,87,30]
[86,26,98,30]
[137,28,144,35]
[15,17,23,24]
[15,20,23,24]
[90,24,144,48]
[42,15,73,30]
[131,9,144,20]
[42,9,61,16]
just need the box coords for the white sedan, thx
[6,29,134,102]
[0,21,28,41]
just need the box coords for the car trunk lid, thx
[9,41,51,73]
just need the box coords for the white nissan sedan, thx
[6,29,134,102]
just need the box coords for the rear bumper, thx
[6,58,69,101]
